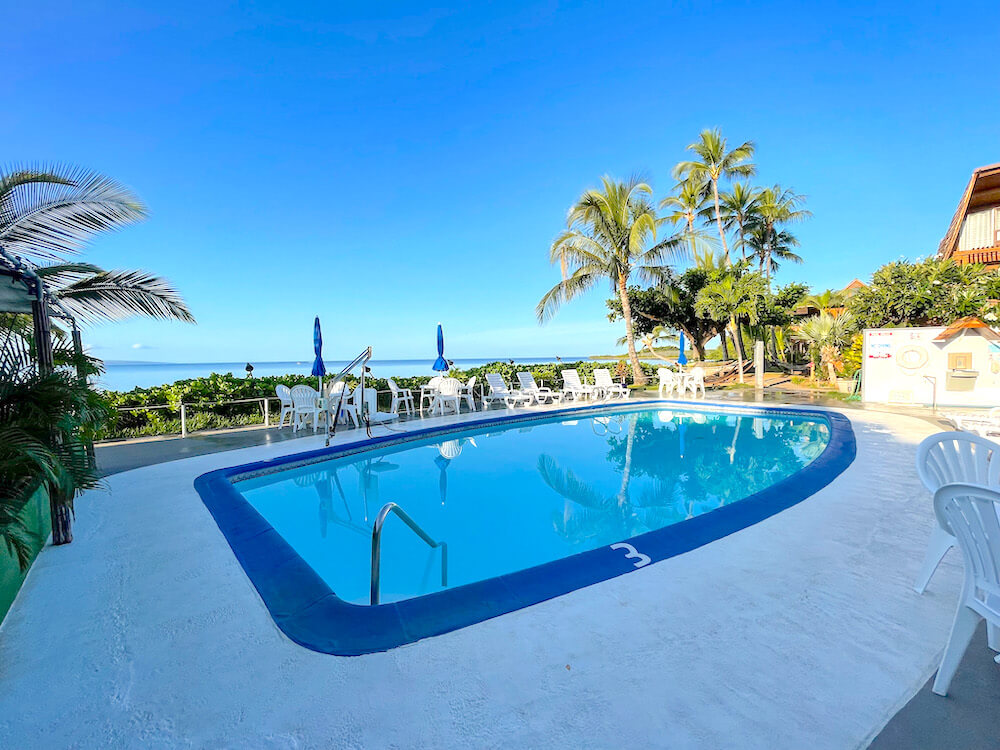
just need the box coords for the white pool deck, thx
[0,400,971,748]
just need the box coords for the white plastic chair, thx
[290,385,321,432]
[461,376,478,412]
[931,483,1000,696]
[387,378,415,416]
[483,373,530,410]
[913,432,1000,593]
[593,368,629,400]
[275,385,294,428]
[947,407,1000,438]
[516,372,562,404]
[657,368,677,397]
[560,369,597,401]
[430,377,462,416]
[685,367,706,398]
[420,376,444,412]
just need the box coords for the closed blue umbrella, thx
[677,331,688,369]
[432,322,448,372]
[311,316,327,390]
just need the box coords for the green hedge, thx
[0,486,51,624]
[98,360,659,440]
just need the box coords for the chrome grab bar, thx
[325,345,373,445]
[370,502,447,605]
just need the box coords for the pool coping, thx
[194,399,857,656]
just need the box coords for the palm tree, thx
[746,226,803,281]
[673,129,756,264]
[695,272,766,383]
[660,175,713,257]
[719,182,761,262]
[750,185,810,287]
[792,312,855,382]
[538,176,684,385]
[801,288,847,315]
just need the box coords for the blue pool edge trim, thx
[194,400,857,656]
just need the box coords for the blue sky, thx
[5,1,999,363]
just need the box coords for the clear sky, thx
[5,1,999,363]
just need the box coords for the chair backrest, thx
[465,376,477,391]
[917,432,1000,493]
[427,375,443,390]
[516,372,537,391]
[689,366,705,384]
[657,368,675,384]
[593,369,613,386]
[936,483,1000,613]
[386,378,400,394]
[485,372,509,394]
[562,369,583,389]
[276,384,292,404]
[439,377,461,396]
[290,385,317,408]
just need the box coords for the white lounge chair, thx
[275,385,294,428]
[290,384,322,432]
[420,376,444,412]
[483,373,531,410]
[947,407,1000,438]
[461,376,478,412]
[913,432,1000,593]
[931,483,1000,696]
[387,378,415,416]
[685,366,706,398]
[657,368,678,397]
[516,372,562,404]
[430,377,462,416]
[560,369,597,401]
[593,368,629,400]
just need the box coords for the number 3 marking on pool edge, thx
[610,542,651,568]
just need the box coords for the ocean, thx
[97,357,589,392]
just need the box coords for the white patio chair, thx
[560,369,597,401]
[685,367,706,398]
[593,368,629,400]
[947,407,1000,438]
[290,385,322,432]
[931,483,1000,696]
[516,372,562,404]
[420,376,444,412]
[387,378,415,416]
[430,377,462,416]
[483,372,531,410]
[913,432,1000,593]
[275,385,294,428]
[657,368,677,397]
[461,376,478,412]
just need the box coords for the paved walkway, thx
[3,400,994,747]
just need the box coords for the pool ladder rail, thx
[325,346,373,446]
[370,502,447,606]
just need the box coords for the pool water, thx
[236,406,830,606]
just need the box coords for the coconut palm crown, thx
[537,176,685,385]
[673,129,756,263]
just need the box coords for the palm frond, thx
[53,269,195,324]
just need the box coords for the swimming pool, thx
[195,402,855,655]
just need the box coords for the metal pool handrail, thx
[370,502,447,606]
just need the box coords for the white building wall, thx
[862,326,1000,407]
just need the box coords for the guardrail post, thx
[263,397,270,427]
[180,402,187,437]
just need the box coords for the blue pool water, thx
[236,406,831,606]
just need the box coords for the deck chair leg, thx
[913,525,956,594]
[932,604,981,696]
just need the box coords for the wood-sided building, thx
[937,163,1000,268]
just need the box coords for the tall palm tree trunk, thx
[711,180,730,263]
[719,328,730,360]
[730,318,746,384]
[618,275,647,386]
